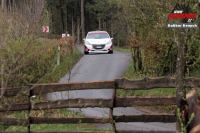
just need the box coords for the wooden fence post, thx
[176,29,186,133]
[27,87,31,133]
[175,4,186,132]
[109,85,116,132]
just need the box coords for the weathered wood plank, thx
[32,99,113,109]
[115,96,176,106]
[1,86,29,96]
[0,103,29,112]
[30,80,115,95]
[30,117,111,124]
[110,82,117,132]
[0,96,176,112]
[0,99,113,112]
[115,77,200,90]
[0,117,111,126]
[113,114,176,123]
[185,77,200,88]
[0,115,176,126]
[0,117,28,126]
[115,77,176,90]
[3,77,200,97]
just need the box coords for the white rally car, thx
[83,31,113,54]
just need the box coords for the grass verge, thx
[114,46,131,53]
[40,49,82,83]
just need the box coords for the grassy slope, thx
[3,48,110,132]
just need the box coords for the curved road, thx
[47,45,176,132]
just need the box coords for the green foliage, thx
[0,125,9,131]
[116,0,200,77]
[46,0,55,6]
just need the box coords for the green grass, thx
[5,124,109,132]
[40,49,83,83]
[114,46,131,53]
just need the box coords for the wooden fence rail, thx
[0,114,176,126]
[1,76,200,133]
[2,76,200,96]
[0,96,176,111]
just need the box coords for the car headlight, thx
[106,40,112,45]
[85,41,91,45]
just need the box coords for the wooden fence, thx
[1,76,200,133]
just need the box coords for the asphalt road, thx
[47,45,176,132]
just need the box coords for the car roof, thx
[88,31,108,34]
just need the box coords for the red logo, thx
[168,13,197,19]
[167,4,198,28]
[168,4,198,23]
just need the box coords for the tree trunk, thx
[1,58,4,98]
[12,0,15,11]
[60,0,64,33]
[72,13,74,38]
[103,22,106,31]
[66,9,67,33]
[98,18,101,30]
[111,24,114,38]
[76,17,80,45]
[81,0,85,43]
[176,2,187,131]
[1,0,6,12]
[50,6,54,33]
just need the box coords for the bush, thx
[0,37,59,87]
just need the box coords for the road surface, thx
[47,45,176,132]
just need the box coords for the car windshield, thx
[86,33,110,39]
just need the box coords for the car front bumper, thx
[85,44,112,53]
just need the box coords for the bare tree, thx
[1,0,6,12]
[81,0,85,43]
[76,17,81,44]
[0,0,46,98]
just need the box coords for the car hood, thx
[86,39,110,44]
